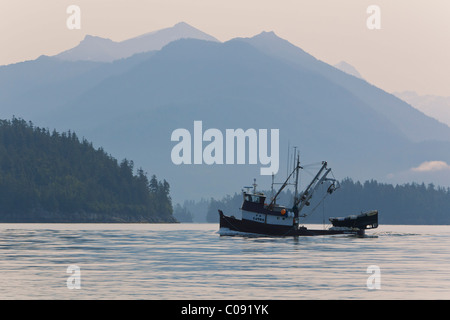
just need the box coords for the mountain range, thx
[2,22,450,203]
[333,61,364,79]
[393,91,450,127]
[56,22,219,62]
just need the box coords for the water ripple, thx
[0,224,449,299]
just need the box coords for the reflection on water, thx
[0,223,449,299]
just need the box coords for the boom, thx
[293,161,338,217]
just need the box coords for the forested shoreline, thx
[175,178,450,225]
[0,118,176,222]
[3,117,449,225]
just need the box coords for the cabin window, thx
[245,195,265,203]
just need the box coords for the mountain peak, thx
[55,22,218,62]
[80,34,114,44]
[254,30,278,38]
[234,30,317,67]
[247,30,303,50]
[173,21,191,28]
[82,34,99,41]
[334,61,364,79]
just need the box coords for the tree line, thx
[0,117,176,222]
[199,178,450,225]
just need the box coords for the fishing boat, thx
[218,153,378,237]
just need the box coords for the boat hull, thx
[329,210,378,230]
[218,210,363,237]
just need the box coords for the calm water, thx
[0,223,449,300]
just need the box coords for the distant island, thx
[0,118,176,223]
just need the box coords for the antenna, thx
[271,173,275,201]
[286,141,290,180]
[294,153,300,202]
[292,147,297,179]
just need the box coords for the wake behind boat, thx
[218,153,378,237]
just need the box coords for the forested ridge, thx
[0,118,176,222]
[202,178,450,225]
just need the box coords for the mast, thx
[293,153,300,204]
[294,161,337,216]
[286,141,290,180]
[271,173,275,204]
[268,158,301,208]
[267,150,338,228]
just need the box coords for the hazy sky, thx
[1,0,449,96]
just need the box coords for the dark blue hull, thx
[218,210,364,237]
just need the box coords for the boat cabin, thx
[241,191,294,227]
[244,192,265,206]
